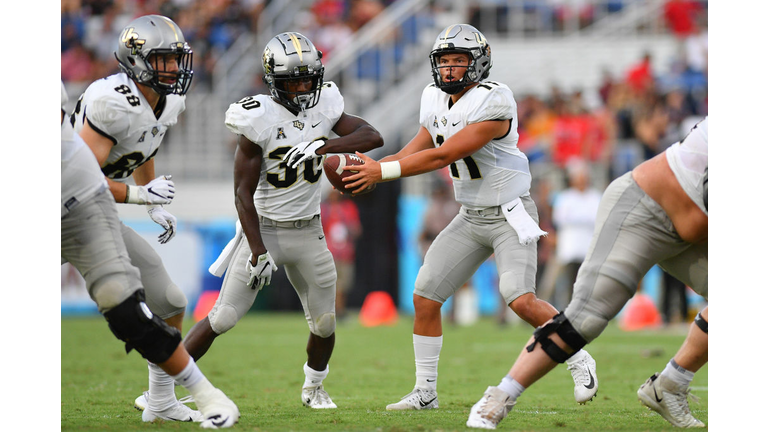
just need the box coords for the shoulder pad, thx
[466,81,515,125]
[315,81,344,122]
[225,94,272,144]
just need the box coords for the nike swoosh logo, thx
[506,204,518,212]
[420,396,437,407]
[312,122,322,128]
[426,379,435,382]
[318,235,325,240]
[584,370,595,389]
[452,121,460,126]
[653,385,662,403]
[209,415,229,427]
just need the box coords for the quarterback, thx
[345,24,598,412]
[71,15,201,422]
[62,81,239,428]
[182,32,382,409]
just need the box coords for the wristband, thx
[380,161,402,180]
[125,184,141,204]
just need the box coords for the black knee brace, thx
[694,311,708,334]
[526,312,588,363]
[103,290,181,364]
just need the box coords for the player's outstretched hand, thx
[283,140,326,169]
[342,152,381,195]
[147,205,177,244]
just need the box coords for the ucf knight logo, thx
[120,27,146,55]
[293,120,305,130]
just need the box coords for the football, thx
[323,153,375,195]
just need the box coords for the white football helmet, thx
[429,24,492,95]
[262,32,324,111]
[115,15,194,96]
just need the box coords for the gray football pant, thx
[61,190,142,313]
[61,190,187,319]
[415,195,539,305]
[208,216,337,337]
[565,172,708,342]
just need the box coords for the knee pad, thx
[312,312,336,338]
[694,312,708,334]
[103,290,181,364]
[525,311,588,363]
[209,304,240,335]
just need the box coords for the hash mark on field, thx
[689,386,708,391]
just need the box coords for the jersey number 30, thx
[267,147,322,188]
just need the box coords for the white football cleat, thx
[637,373,705,428]
[138,390,204,423]
[466,386,515,430]
[566,350,598,404]
[385,388,438,410]
[134,391,195,411]
[302,385,337,409]
[196,387,240,429]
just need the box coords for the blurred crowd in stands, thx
[63,0,707,321]
[61,0,399,87]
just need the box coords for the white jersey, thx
[71,73,186,180]
[419,81,531,209]
[666,117,708,215]
[62,82,107,218]
[225,81,344,221]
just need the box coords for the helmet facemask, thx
[143,45,194,96]
[266,66,324,112]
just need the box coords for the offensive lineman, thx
[463,118,708,429]
[62,81,240,429]
[181,32,383,409]
[71,15,200,422]
[344,24,599,411]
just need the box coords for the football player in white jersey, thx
[344,24,598,412]
[70,15,202,422]
[181,32,383,409]
[462,118,708,429]
[62,81,240,429]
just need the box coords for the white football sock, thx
[173,357,216,399]
[497,375,526,401]
[148,361,178,411]
[303,362,329,389]
[414,334,442,391]
[661,359,694,388]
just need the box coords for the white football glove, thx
[246,252,278,290]
[147,205,177,244]
[283,140,326,169]
[126,175,175,205]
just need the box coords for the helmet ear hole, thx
[128,57,136,66]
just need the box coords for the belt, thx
[259,214,319,228]
[464,206,502,217]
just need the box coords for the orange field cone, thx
[619,293,662,331]
[359,291,399,327]
[193,290,220,322]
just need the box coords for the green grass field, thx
[61,312,707,431]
